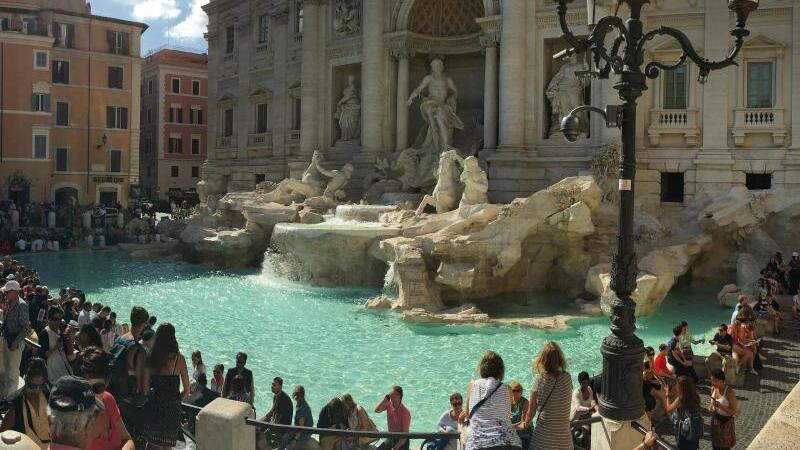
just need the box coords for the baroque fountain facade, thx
[162,0,800,323]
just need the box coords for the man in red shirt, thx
[654,344,676,382]
[375,385,412,450]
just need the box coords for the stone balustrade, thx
[248,132,273,148]
[648,108,701,147]
[217,136,237,149]
[732,107,788,146]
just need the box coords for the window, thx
[171,166,179,177]
[192,166,200,178]
[192,80,201,96]
[168,137,183,154]
[258,15,269,44]
[190,108,203,125]
[296,1,304,34]
[31,93,50,112]
[292,97,301,130]
[108,66,124,89]
[148,79,154,95]
[109,150,122,173]
[746,173,772,190]
[660,172,684,203]
[225,25,235,53]
[191,137,201,154]
[107,30,130,55]
[663,65,688,110]
[172,78,180,94]
[33,135,47,159]
[53,23,74,48]
[256,103,268,133]
[106,106,129,129]
[56,102,69,126]
[147,108,152,124]
[143,137,151,154]
[55,148,68,172]
[169,107,184,124]
[255,174,266,184]
[52,60,69,84]
[0,18,9,31]
[34,51,48,69]
[223,108,234,137]
[747,61,774,108]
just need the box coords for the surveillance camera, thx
[560,115,582,142]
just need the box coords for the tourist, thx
[653,344,675,382]
[191,350,206,382]
[710,324,734,358]
[77,347,135,450]
[77,302,92,328]
[665,376,703,450]
[108,312,122,337]
[732,321,757,375]
[222,352,255,404]
[642,360,666,422]
[109,306,149,400]
[341,393,378,450]
[77,324,104,352]
[317,397,348,450]
[285,386,314,450]
[793,286,800,319]
[1,280,30,401]
[633,431,659,450]
[210,363,225,395]
[667,324,698,383]
[788,253,800,295]
[508,382,531,450]
[526,342,572,450]
[187,373,219,434]
[100,320,115,352]
[733,295,755,325]
[709,369,736,450]
[0,358,51,449]
[678,321,703,372]
[47,376,106,450]
[37,306,73,383]
[374,385,412,450]
[259,377,294,447]
[226,375,253,407]
[570,371,596,448]
[141,323,190,450]
[644,346,655,367]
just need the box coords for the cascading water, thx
[382,261,399,299]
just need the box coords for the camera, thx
[560,115,583,142]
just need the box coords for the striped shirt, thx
[466,378,520,450]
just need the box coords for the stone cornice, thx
[475,14,501,47]
[384,30,482,56]
[535,11,585,29]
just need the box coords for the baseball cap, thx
[49,376,104,412]
[793,252,798,258]
[5,274,14,280]
[2,280,20,292]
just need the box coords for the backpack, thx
[107,336,140,398]
[674,409,703,442]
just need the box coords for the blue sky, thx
[91,0,209,55]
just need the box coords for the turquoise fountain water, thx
[18,250,729,431]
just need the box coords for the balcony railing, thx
[216,136,237,149]
[647,108,700,147]
[732,107,787,147]
[0,19,49,36]
[248,132,272,147]
[289,130,301,141]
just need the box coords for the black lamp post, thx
[554,0,760,421]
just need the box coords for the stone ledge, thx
[747,380,800,449]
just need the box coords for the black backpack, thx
[107,337,140,398]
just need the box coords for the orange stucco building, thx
[0,0,147,208]
[140,49,208,202]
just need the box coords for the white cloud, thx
[125,0,181,21]
[166,0,209,41]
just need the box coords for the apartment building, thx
[140,48,208,202]
[0,0,146,208]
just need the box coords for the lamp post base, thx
[598,333,646,421]
[591,414,652,450]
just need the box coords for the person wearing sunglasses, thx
[509,381,531,450]
[428,393,463,450]
[210,364,225,395]
[38,307,73,384]
[0,358,50,449]
[78,346,135,450]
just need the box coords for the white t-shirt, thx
[793,294,800,308]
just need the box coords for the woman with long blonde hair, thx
[525,341,573,450]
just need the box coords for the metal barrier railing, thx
[631,421,676,450]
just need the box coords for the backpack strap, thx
[468,381,503,420]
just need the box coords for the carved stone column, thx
[393,48,414,151]
[498,0,526,149]
[360,0,385,156]
[481,26,500,149]
[300,0,325,157]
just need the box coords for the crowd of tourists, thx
[0,250,792,450]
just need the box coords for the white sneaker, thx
[750,368,759,376]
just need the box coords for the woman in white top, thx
[709,369,737,450]
[191,350,206,381]
[40,307,73,383]
[465,351,521,450]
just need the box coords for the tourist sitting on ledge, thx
[667,325,698,384]
[374,385,411,450]
[708,323,735,376]
[754,293,782,335]
[732,321,759,376]
[731,295,756,326]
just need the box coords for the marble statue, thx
[315,159,354,201]
[459,156,489,208]
[261,151,327,205]
[415,149,464,215]
[197,172,229,203]
[362,149,420,203]
[407,59,465,154]
[334,0,361,36]
[546,55,588,137]
[10,203,19,231]
[334,75,361,142]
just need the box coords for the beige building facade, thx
[200,0,800,208]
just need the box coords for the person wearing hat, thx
[0,358,51,449]
[37,307,73,384]
[47,376,106,450]
[1,280,31,401]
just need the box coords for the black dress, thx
[142,358,182,446]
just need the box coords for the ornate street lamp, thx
[555,0,759,421]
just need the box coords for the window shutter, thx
[121,107,129,129]
[52,22,61,44]
[43,94,50,112]
[31,94,37,111]
[122,33,130,55]
[107,106,115,128]
[108,67,114,87]
[198,110,203,125]
[107,30,115,53]
[66,24,75,48]
[177,109,183,124]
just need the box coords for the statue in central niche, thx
[407,58,465,154]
